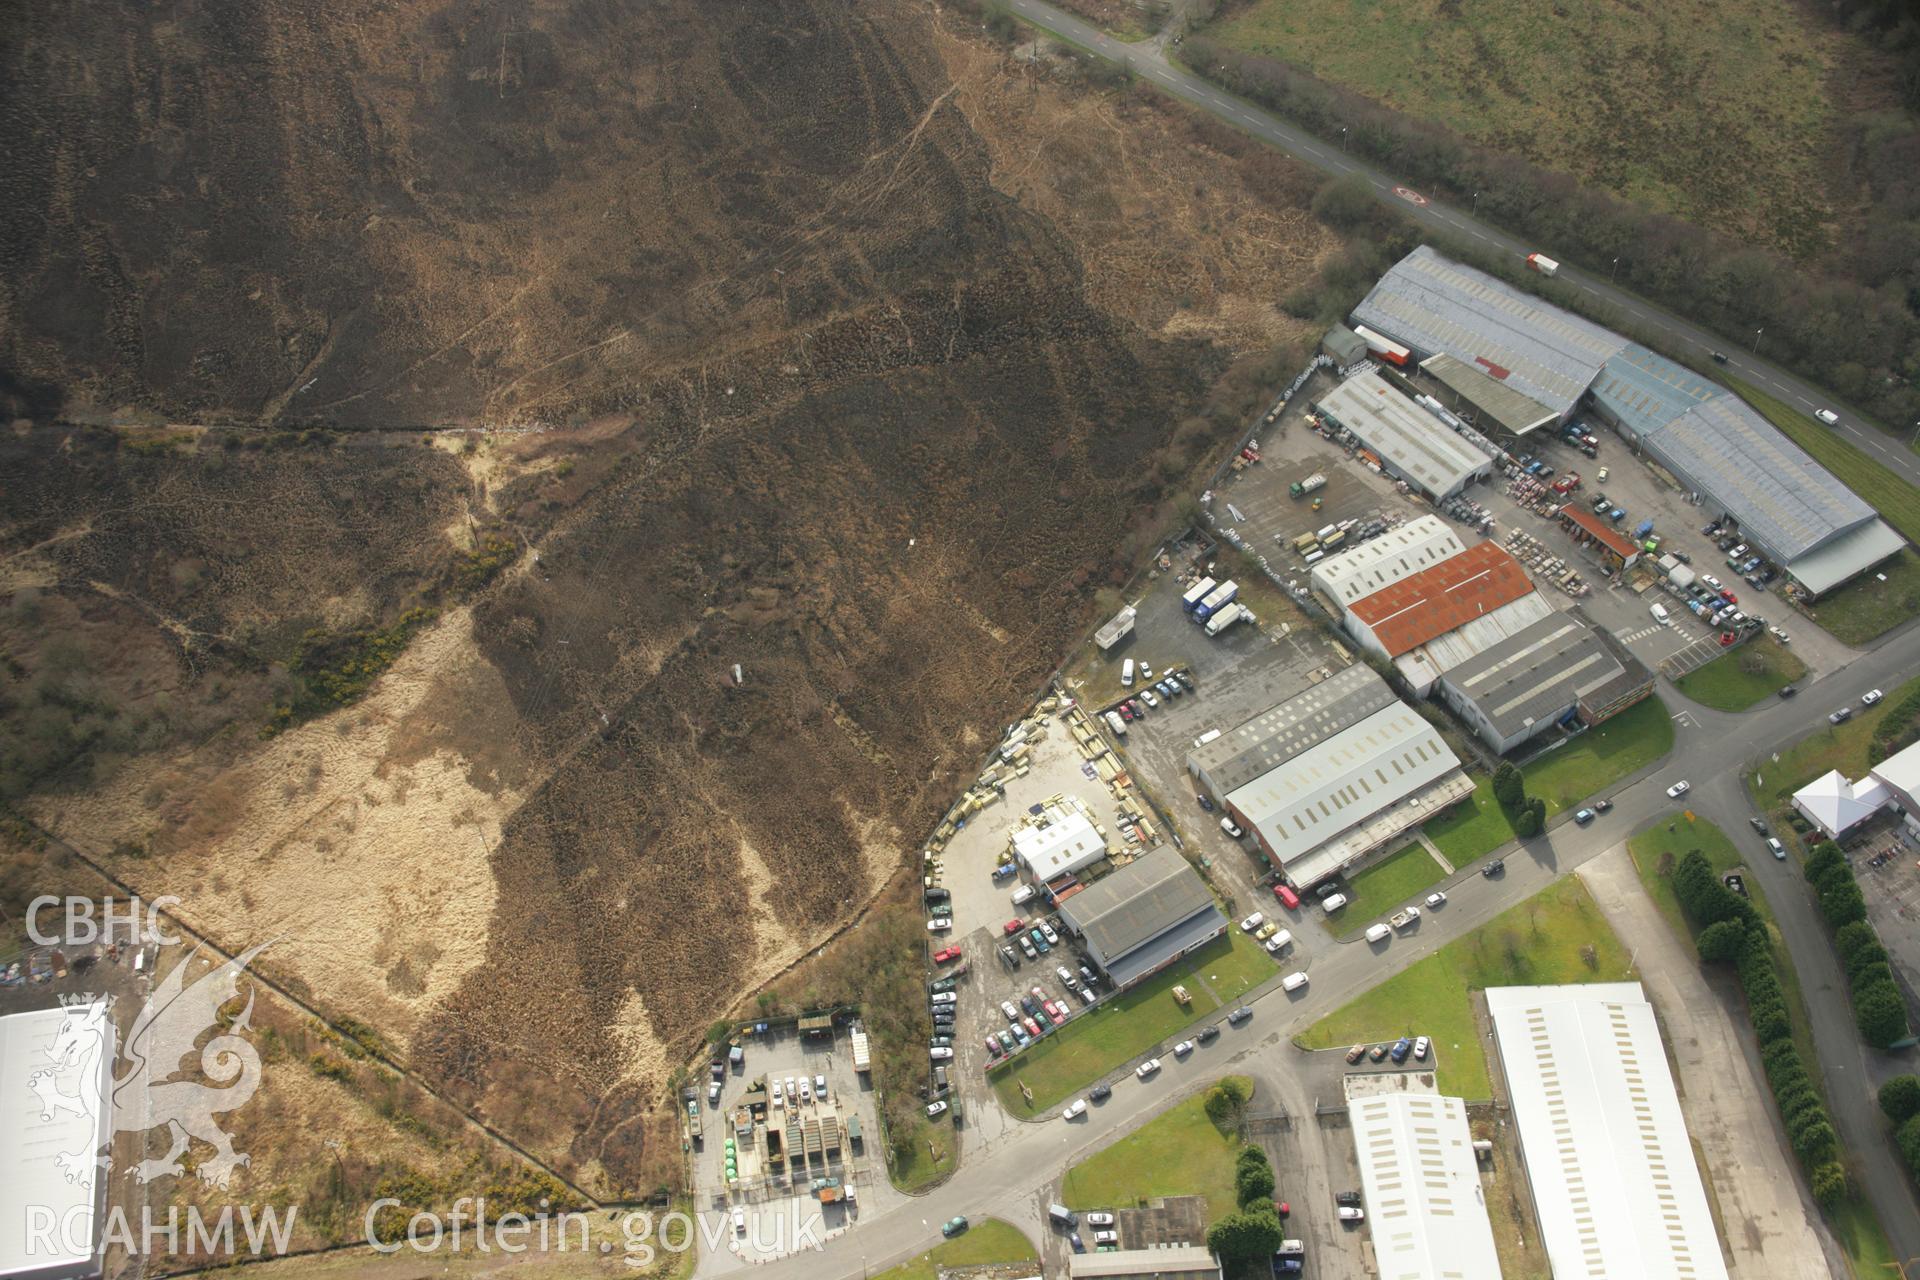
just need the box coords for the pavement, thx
[1003,0,1920,480]
[693,623,1920,1280]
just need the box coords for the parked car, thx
[1263,930,1293,954]
[941,1215,967,1237]
[926,917,952,933]
[1339,1206,1366,1223]
[1085,1211,1115,1227]
[1173,1040,1195,1057]
[1139,689,1158,708]
[1574,807,1596,825]
[1089,1084,1112,1102]
[1273,882,1301,909]
[1778,684,1798,699]
[930,991,956,1006]
[1282,973,1308,992]
[1021,1016,1042,1038]
[1227,1006,1253,1024]
[1335,1191,1363,1206]
[1830,707,1853,725]
[1346,1044,1368,1064]
[1220,817,1245,839]
[1749,816,1769,834]
[930,1046,953,1060]
[1195,792,1214,811]
[927,1100,949,1118]
[1062,1099,1087,1121]
[1197,1025,1221,1045]
[1865,688,1885,706]
[1815,408,1840,426]
[1367,1043,1389,1062]
[1768,837,1787,860]
[1039,922,1059,945]
[1666,780,1691,798]
[1594,799,1613,814]
[1239,911,1265,933]
[1413,1035,1430,1061]
[930,977,957,993]
[1320,892,1348,913]
[1136,1058,1162,1079]
[1482,858,1505,877]
[1389,1037,1413,1063]
[1425,891,1447,908]
[933,945,961,964]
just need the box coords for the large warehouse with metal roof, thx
[1488,984,1728,1280]
[1311,514,1466,612]
[1340,541,1540,680]
[1186,664,1394,804]
[1311,371,1497,501]
[1059,845,1226,991]
[1590,346,1904,595]
[1224,701,1472,889]
[1347,1086,1502,1280]
[1351,245,1627,425]
[1438,609,1654,754]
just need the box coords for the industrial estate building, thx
[1793,738,1920,841]
[1437,610,1655,754]
[1010,799,1107,884]
[1351,245,1627,427]
[1311,515,1467,611]
[1190,669,1472,889]
[1488,984,1728,1280]
[1310,371,1496,501]
[1058,845,1226,991]
[1590,346,1905,596]
[2,1002,111,1280]
[1346,1086,1502,1279]
[1339,540,1549,696]
[1353,250,1904,596]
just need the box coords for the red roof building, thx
[1346,542,1538,659]
[1557,505,1641,570]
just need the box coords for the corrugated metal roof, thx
[1186,665,1394,797]
[1347,542,1538,658]
[1394,589,1559,691]
[1351,245,1626,416]
[1785,518,1906,595]
[1068,1246,1221,1278]
[1060,846,1219,969]
[1488,985,1729,1280]
[1589,343,1720,439]
[1560,503,1641,559]
[1349,1093,1502,1280]
[1315,371,1495,499]
[1440,612,1639,741]
[1421,352,1560,435]
[1311,514,1466,606]
[1641,393,1877,562]
[1228,705,1464,865]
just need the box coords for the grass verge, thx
[991,929,1274,1117]
[888,1116,957,1194]
[1674,639,1807,711]
[1749,674,1920,814]
[1327,843,1446,936]
[1787,547,1920,647]
[1299,878,1635,1099]
[1061,1076,1252,1224]
[871,1218,1037,1280]
[1424,698,1674,865]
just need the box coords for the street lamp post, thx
[1340,126,1348,151]
[1610,256,1620,283]
[1752,327,1764,356]
[1472,191,1479,214]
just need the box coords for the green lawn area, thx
[1424,697,1675,865]
[1789,546,1920,646]
[870,1218,1037,1280]
[1327,843,1447,937]
[888,1115,957,1194]
[1750,673,1920,814]
[991,929,1274,1117]
[1725,377,1920,547]
[1299,878,1635,1099]
[1625,813,1897,1278]
[1061,1076,1252,1224]
[1674,638,1807,711]
[1199,0,1833,251]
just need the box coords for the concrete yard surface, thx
[1579,847,1837,1280]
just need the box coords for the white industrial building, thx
[2,1002,112,1280]
[1311,515,1466,613]
[1487,984,1728,1280]
[1225,702,1472,889]
[1311,371,1496,501]
[1792,738,1920,841]
[1011,801,1107,882]
[1348,1089,1502,1280]
[1336,539,1550,697]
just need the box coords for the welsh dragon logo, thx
[28,941,271,1190]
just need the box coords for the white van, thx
[1365,923,1391,944]
[1121,659,1136,687]
[1011,884,1036,906]
[1320,892,1348,913]
[1282,971,1309,992]
[1649,603,1670,625]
